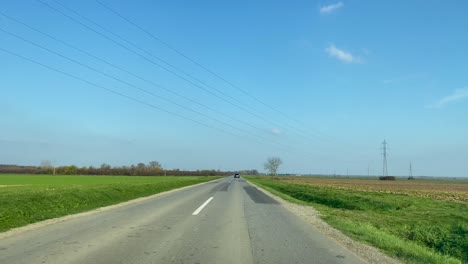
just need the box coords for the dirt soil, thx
[278,177,468,202]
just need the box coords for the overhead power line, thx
[0,27,294,151]
[0,44,338,160]
[0,46,308,155]
[0,3,374,168]
[40,0,332,145]
[0,47,242,139]
[0,12,349,161]
[37,0,303,140]
[0,11,271,137]
[94,0,338,142]
[51,0,265,119]
[0,44,336,162]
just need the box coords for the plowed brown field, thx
[276,177,468,202]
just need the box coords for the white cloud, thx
[325,44,362,63]
[320,2,344,14]
[271,128,282,135]
[427,88,468,109]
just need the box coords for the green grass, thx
[246,176,467,264]
[0,174,220,232]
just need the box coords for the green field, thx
[0,174,220,232]
[246,176,468,264]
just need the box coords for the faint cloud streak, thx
[320,2,344,14]
[271,128,282,135]
[427,88,468,109]
[325,44,362,63]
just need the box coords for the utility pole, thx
[52,159,56,175]
[367,165,370,177]
[409,162,414,180]
[382,140,388,177]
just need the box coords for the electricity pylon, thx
[382,140,388,177]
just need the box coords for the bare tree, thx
[100,163,111,170]
[148,161,162,169]
[137,163,146,170]
[40,160,55,175]
[100,163,111,175]
[264,157,282,176]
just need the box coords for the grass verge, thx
[0,174,220,232]
[246,176,467,264]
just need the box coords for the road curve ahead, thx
[0,177,366,264]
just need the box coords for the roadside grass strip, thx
[246,176,467,264]
[0,175,221,232]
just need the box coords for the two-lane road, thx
[0,177,366,264]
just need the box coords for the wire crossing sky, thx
[1,0,467,177]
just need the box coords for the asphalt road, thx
[0,177,366,264]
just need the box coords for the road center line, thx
[192,197,214,215]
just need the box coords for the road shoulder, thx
[247,180,401,264]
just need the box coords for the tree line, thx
[0,162,259,176]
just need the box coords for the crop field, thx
[0,174,220,232]
[281,177,468,203]
[247,176,468,264]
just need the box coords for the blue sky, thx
[1,0,467,176]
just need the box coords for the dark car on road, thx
[234,173,240,178]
